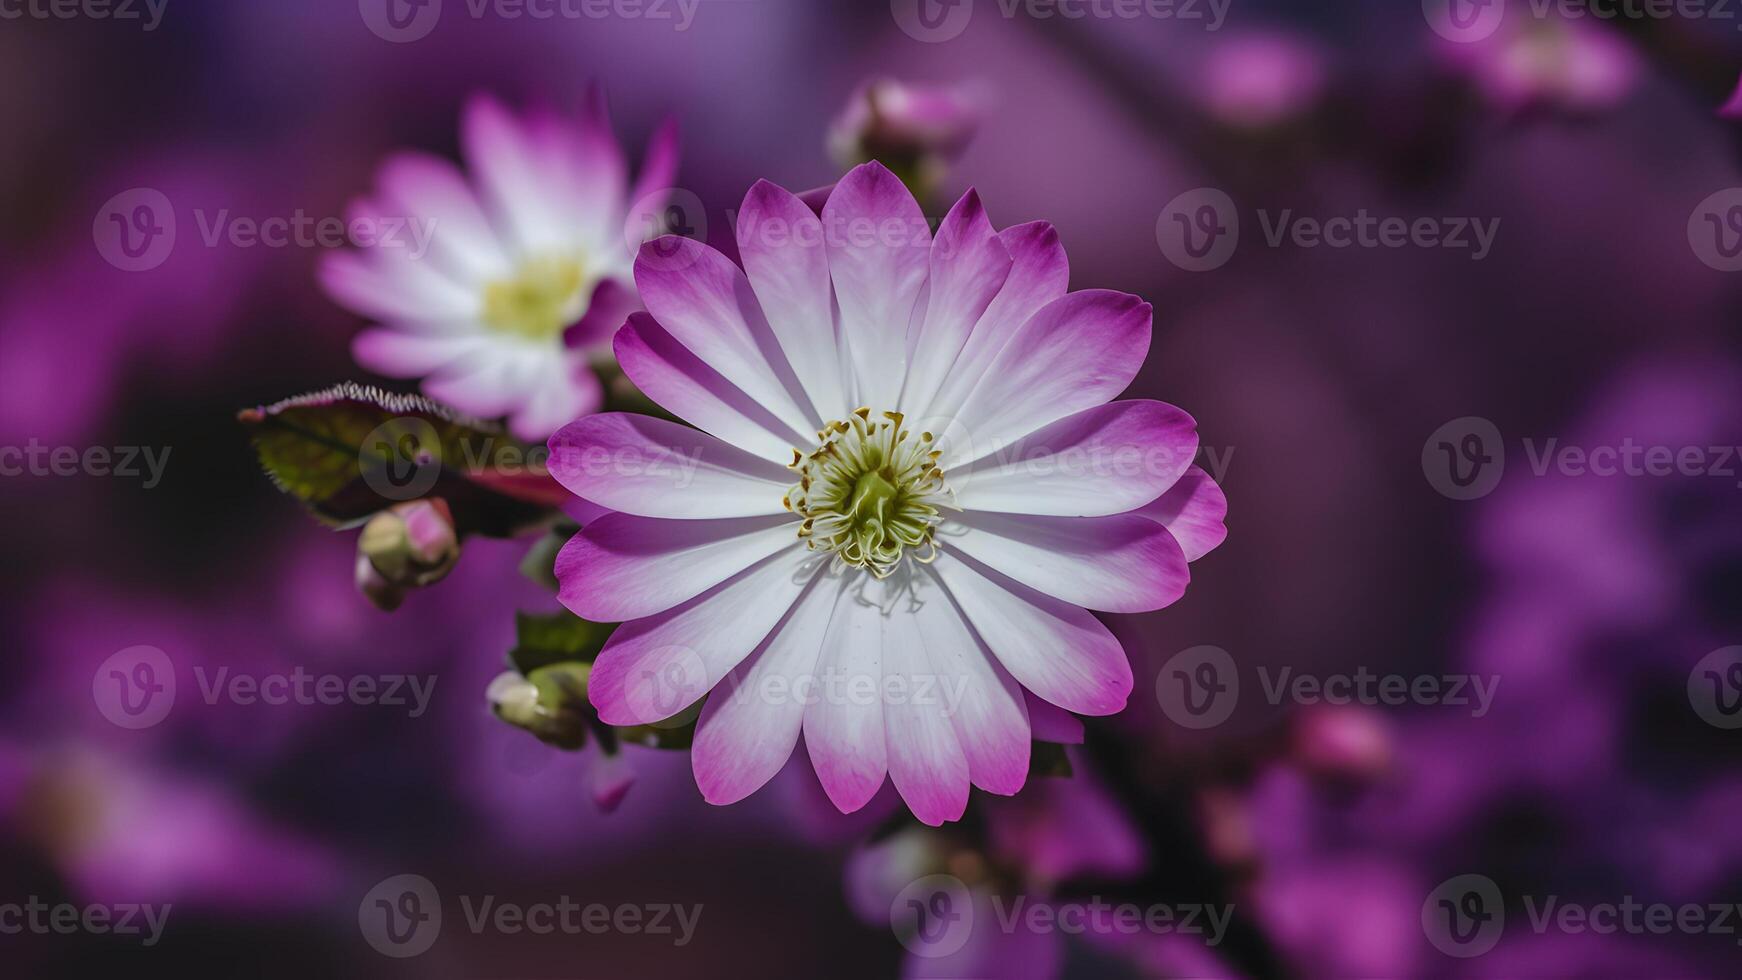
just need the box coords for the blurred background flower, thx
[3,1,1740,976]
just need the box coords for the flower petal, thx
[588,547,815,726]
[900,189,1013,418]
[910,582,1031,796]
[633,237,820,436]
[1134,465,1229,562]
[692,574,839,805]
[924,220,1070,423]
[547,413,793,518]
[614,313,809,463]
[373,151,512,283]
[422,347,546,419]
[883,601,971,826]
[462,94,571,256]
[822,161,931,409]
[351,330,483,378]
[508,358,602,441]
[951,400,1199,517]
[627,115,681,222]
[556,512,799,622]
[943,290,1152,469]
[318,250,476,322]
[945,511,1189,613]
[737,179,849,422]
[804,582,890,813]
[929,551,1133,716]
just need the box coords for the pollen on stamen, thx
[784,408,953,579]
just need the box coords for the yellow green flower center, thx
[786,408,952,579]
[482,255,587,340]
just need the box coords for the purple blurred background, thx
[4,0,1742,976]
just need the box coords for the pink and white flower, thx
[321,90,678,440]
[547,163,1226,825]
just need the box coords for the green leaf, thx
[238,382,567,536]
[519,521,580,592]
[509,609,615,676]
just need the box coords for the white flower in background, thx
[321,88,678,440]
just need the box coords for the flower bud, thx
[828,79,985,197]
[487,662,593,751]
[355,553,405,612]
[1291,704,1391,785]
[356,499,460,610]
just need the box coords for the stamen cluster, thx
[785,408,951,578]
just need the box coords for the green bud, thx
[487,662,594,751]
[357,498,460,609]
